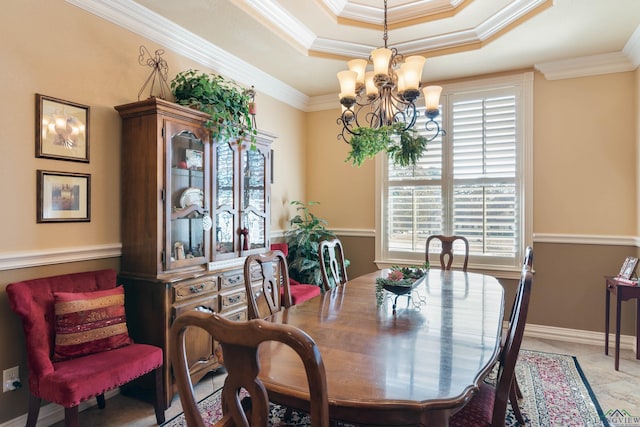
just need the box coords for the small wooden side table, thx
[605,276,640,370]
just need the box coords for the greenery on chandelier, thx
[346,122,429,167]
[170,69,255,143]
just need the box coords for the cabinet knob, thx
[190,284,205,293]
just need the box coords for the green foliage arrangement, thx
[170,69,256,143]
[346,122,428,167]
[284,201,345,286]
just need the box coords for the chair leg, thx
[64,406,79,427]
[509,383,526,425]
[153,367,166,424]
[96,393,106,409]
[26,394,41,427]
[514,375,523,399]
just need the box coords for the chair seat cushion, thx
[53,287,132,361]
[40,343,162,407]
[449,382,495,427]
[281,283,321,305]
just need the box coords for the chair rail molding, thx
[0,243,122,271]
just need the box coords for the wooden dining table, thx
[259,268,505,426]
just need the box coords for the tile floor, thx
[48,337,640,427]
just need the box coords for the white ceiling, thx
[69,0,640,110]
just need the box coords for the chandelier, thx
[336,0,445,143]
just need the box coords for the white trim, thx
[523,323,637,356]
[533,233,638,246]
[0,244,122,271]
[535,51,636,80]
[64,0,309,111]
[0,233,636,271]
[0,389,119,427]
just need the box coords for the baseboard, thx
[0,324,635,426]
[523,322,637,355]
[0,389,119,427]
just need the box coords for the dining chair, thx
[171,311,329,426]
[425,235,470,271]
[6,269,165,427]
[450,266,534,427]
[244,250,293,319]
[270,243,321,304]
[318,238,348,292]
[504,245,534,423]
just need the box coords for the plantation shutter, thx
[385,83,523,266]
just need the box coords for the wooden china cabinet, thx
[114,97,273,407]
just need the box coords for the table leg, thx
[605,285,610,355]
[636,299,640,360]
[615,294,622,371]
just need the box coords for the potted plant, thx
[346,122,428,167]
[170,69,256,143]
[284,201,348,286]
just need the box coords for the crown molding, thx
[623,24,640,68]
[535,51,637,80]
[65,0,310,111]
[234,0,550,58]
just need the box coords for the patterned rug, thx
[162,350,609,426]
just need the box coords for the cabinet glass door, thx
[240,144,269,255]
[215,142,239,259]
[166,121,210,270]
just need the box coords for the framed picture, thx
[36,94,90,162]
[618,256,638,279]
[37,170,91,223]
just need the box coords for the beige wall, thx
[1,0,639,423]
[306,70,639,337]
[0,0,305,422]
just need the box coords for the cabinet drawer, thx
[222,308,247,322]
[173,295,218,319]
[220,271,244,289]
[173,278,217,302]
[219,289,247,311]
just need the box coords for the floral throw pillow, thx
[53,286,132,361]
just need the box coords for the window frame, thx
[375,72,533,279]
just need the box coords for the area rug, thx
[162,350,609,426]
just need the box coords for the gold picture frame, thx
[37,170,91,223]
[36,94,90,162]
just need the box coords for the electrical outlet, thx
[3,366,19,392]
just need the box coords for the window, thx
[376,73,532,275]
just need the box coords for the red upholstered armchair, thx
[6,269,165,427]
[270,243,321,304]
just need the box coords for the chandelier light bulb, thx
[347,59,368,87]
[371,47,393,77]
[423,85,443,113]
[337,70,358,100]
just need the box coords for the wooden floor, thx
[47,337,640,427]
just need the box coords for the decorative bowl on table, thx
[376,265,428,309]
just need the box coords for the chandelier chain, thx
[383,0,388,48]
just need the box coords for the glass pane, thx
[216,142,234,206]
[243,149,265,211]
[170,130,206,263]
[243,210,266,250]
[216,210,235,255]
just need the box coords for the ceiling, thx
[73,0,640,109]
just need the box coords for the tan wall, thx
[1,0,639,423]
[306,71,639,343]
[0,0,305,422]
